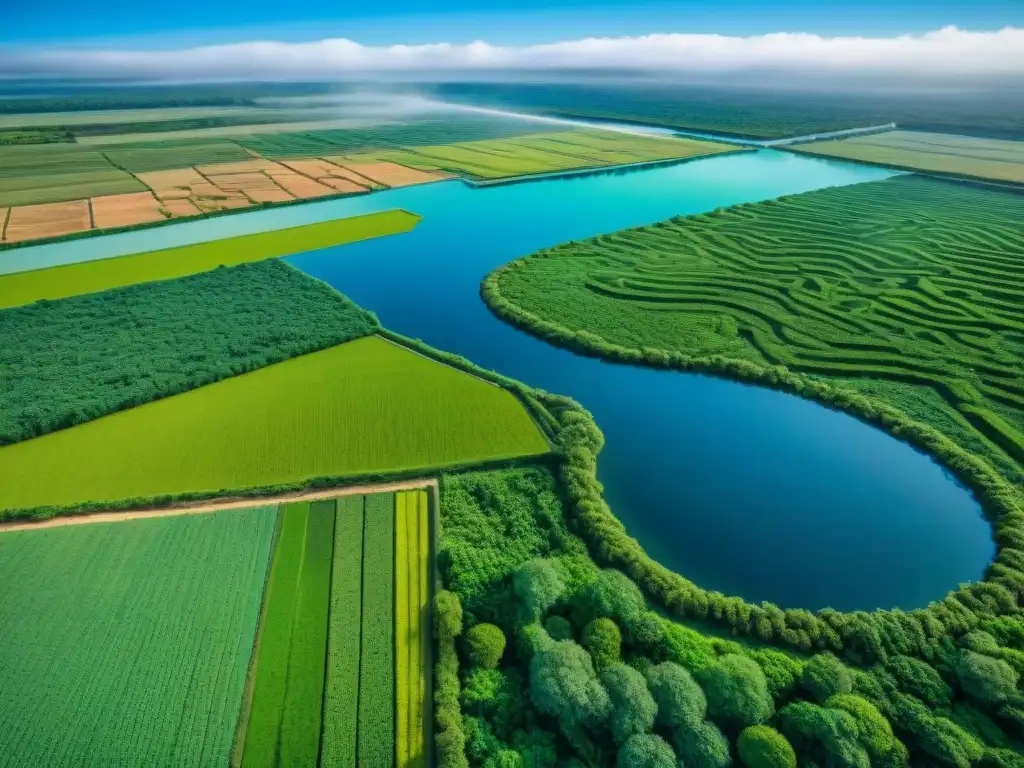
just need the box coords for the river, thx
[6,148,994,611]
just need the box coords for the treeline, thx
[0,259,378,445]
[0,129,74,145]
[436,466,1024,767]
[0,95,254,114]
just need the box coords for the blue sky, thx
[4,0,1023,46]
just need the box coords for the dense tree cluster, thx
[0,260,378,444]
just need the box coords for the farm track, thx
[0,478,438,534]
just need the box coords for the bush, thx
[461,668,525,738]
[545,615,575,641]
[529,640,611,729]
[514,559,567,623]
[673,719,731,768]
[699,654,774,728]
[956,650,1019,704]
[881,655,951,708]
[602,663,657,744]
[737,725,797,768]
[777,701,869,768]
[751,649,804,702]
[802,653,853,703]
[576,569,646,627]
[825,694,907,766]
[646,661,707,728]
[616,733,677,768]
[583,618,622,670]
[434,590,468,768]
[467,624,507,669]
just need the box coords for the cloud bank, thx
[2,26,1022,82]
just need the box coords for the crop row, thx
[320,495,366,767]
[358,492,397,766]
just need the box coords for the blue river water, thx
[7,149,994,611]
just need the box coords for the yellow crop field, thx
[0,337,549,515]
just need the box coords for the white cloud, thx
[2,26,1023,80]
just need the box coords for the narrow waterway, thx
[9,148,995,611]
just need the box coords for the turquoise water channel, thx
[7,149,995,611]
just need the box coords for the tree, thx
[825,694,907,767]
[882,655,951,708]
[466,623,507,669]
[602,663,657,744]
[485,750,524,768]
[750,649,804,702]
[514,559,566,622]
[530,640,611,730]
[616,734,676,768]
[699,655,774,729]
[777,701,869,768]
[673,720,732,768]
[802,653,853,703]
[646,661,707,728]
[545,615,574,641]
[583,618,622,670]
[462,668,525,738]
[956,650,1019,704]
[576,569,646,627]
[436,589,464,640]
[737,725,797,768]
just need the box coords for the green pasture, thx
[0,210,420,308]
[0,506,276,767]
[0,335,550,514]
[103,141,254,172]
[487,174,1024,485]
[790,130,1024,184]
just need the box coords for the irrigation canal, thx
[7,147,995,612]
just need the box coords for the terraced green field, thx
[0,145,145,206]
[790,131,1024,184]
[0,336,549,515]
[0,506,277,767]
[484,175,1024,486]
[0,210,420,308]
[344,129,739,180]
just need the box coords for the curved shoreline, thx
[479,265,1023,655]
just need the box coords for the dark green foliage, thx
[825,694,908,767]
[529,640,611,729]
[0,129,73,145]
[646,661,707,728]
[802,653,854,703]
[982,748,1024,768]
[465,715,503,765]
[672,720,731,768]
[511,727,559,768]
[956,650,1020,703]
[616,733,676,768]
[653,623,718,673]
[439,467,586,623]
[750,649,804,702]
[601,663,657,744]
[487,749,525,768]
[880,655,952,708]
[698,654,774,729]
[777,701,870,768]
[462,668,526,740]
[583,618,622,671]
[738,725,798,768]
[513,559,567,622]
[0,260,378,444]
[575,569,647,629]
[435,590,469,768]
[0,91,254,113]
[466,623,507,669]
[545,615,575,641]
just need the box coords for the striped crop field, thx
[240,501,335,768]
[0,335,549,515]
[0,506,277,767]
[395,489,431,767]
[0,210,420,309]
[339,129,740,181]
[485,174,1024,487]
[789,130,1024,184]
[359,492,398,766]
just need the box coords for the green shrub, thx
[645,661,707,728]
[802,653,853,703]
[737,725,797,768]
[699,654,774,728]
[956,650,1020,704]
[513,559,567,623]
[616,733,676,768]
[673,719,731,768]
[529,640,611,729]
[545,615,574,641]
[602,663,657,744]
[576,568,646,628]
[583,618,622,670]
[467,624,507,669]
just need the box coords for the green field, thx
[241,501,335,768]
[0,506,277,767]
[341,129,739,180]
[0,144,145,206]
[0,259,378,444]
[484,175,1024,486]
[0,210,419,308]
[0,335,549,514]
[790,130,1024,184]
[103,141,255,172]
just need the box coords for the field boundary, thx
[0,478,438,533]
